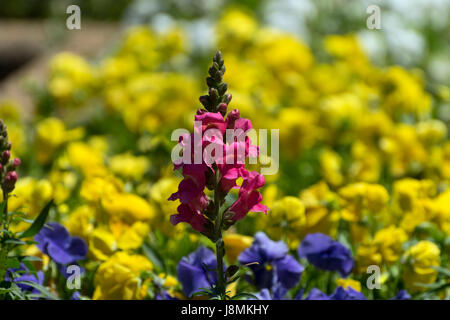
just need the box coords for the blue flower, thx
[254,288,273,300]
[35,222,88,265]
[329,286,367,300]
[297,233,354,277]
[252,282,289,300]
[156,291,178,300]
[6,263,44,295]
[177,246,222,297]
[297,287,366,300]
[70,291,81,300]
[238,232,304,292]
[296,288,331,300]
[391,290,411,300]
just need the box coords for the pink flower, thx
[170,203,208,233]
[194,112,227,136]
[229,171,268,221]
[219,165,248,193]
[226,109,241,129]
[169,162,209,202]
[217,143,248,193]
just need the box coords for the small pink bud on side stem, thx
[12,158,21,168]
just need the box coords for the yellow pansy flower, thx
[336,278,362,292]
[403,241,440,293]
[93,252,153,300]
[109,152,150,180]
[223,233,253,263]
[263,196,306,249]
[35,118,84,164]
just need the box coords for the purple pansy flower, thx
[296,288,331,300]
[156,291,178,300]
[5,263,44,295]
[34,222,87,265]
[329,286,367,300]
[253,281,292,300]
[297,287,366,300]
[177,247,223,297]
[297,233,354,277]
[239,232,304,293]
[254,288,273,300]
[70,291,81,300]
[391,290,411,300]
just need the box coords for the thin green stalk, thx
[213,168,226,299]
[0,189,9,281]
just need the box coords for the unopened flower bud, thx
[199,95,211,110]
[3,171,18,193]
[8,157,21,171]
[196,108,206,115]
[218,103,228,116]
[218,82,228,96]
[227,109,241,129]
[2,150,10,164]
[209,88,219,101]
[224,93,232,104]
[12,158,21,167]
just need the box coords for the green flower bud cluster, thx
[199,50,232,116]
[0,120,20,194]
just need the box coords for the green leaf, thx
[22,260,37,277]
[192,287,214,298]
[6,257,20,269]
[16,281,59,300]
[225,265,240,279]
[4,239,27,245]
[14,217,34,224]
[231,292,259,300]
[142,243,164,272]
[431,266,450,278]
[414,222,446,243]
[20,255,42,262]
[19,199,53,239]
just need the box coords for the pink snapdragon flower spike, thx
[169,53,266,235]
[168,51,267,299]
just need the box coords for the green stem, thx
[0,189,9,282]
[213,168,226,299]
